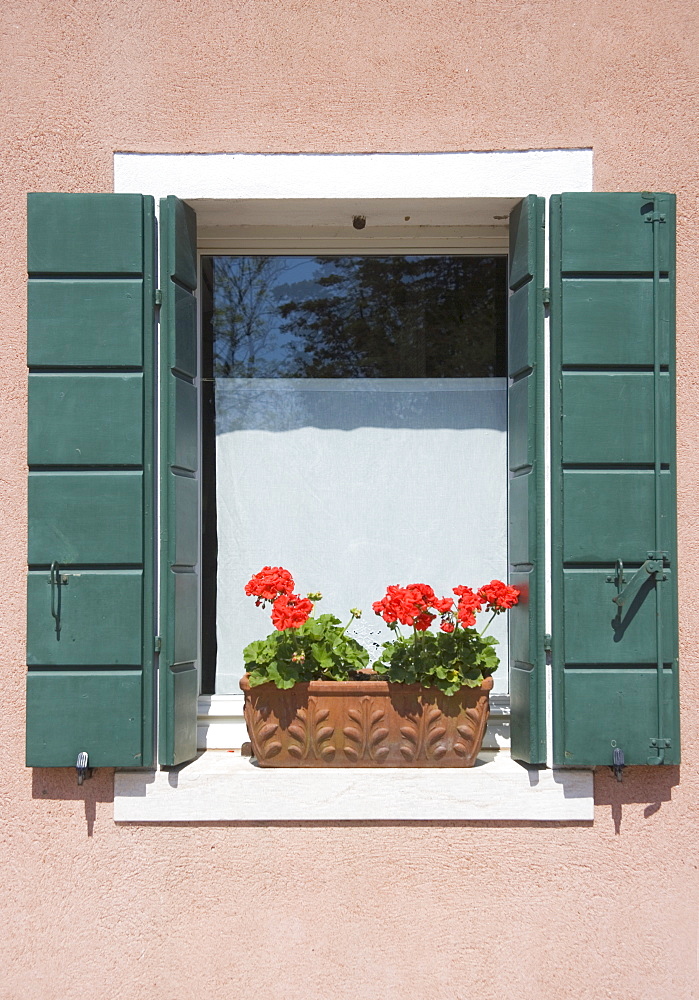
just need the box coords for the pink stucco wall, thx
[2,1,698,997]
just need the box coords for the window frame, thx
[198,236,511,731]
[115,149,593,763]
[110,151,596,822]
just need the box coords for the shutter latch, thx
[607,553,667,613]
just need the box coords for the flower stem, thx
[479,610,497,636]
[339,615,354,638]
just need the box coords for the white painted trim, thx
[114,150,593,203]
[114,750,594,823]
[115,148,595,792]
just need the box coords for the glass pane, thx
[207,255,506,379]
[202,255,509,695]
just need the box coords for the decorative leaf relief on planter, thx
[286,699,336,762]
[240,675,492,767]
[243,706,283,761]
[398,705,464,762]
[342,697,390,762]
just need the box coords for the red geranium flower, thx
[373,583,451,629]
[477,580,520,612]
[453,585,483,629]
[413,611,436,631]
[245,566,295,602]
[433,596,454,614]
[270,593,314,630]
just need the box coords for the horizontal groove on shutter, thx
[550,193,679,767]
[26,194,156,768]
[507,196,547,764]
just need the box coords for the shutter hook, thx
[76,751,92,785]
[611,747,625,782]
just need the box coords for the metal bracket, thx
[644,212,666,224]
[608,552,667,610]
[76,751,92,785]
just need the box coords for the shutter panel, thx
[26,193,156,768]
[507,196,547,763]
[550,192,679,766]
[159,196,199,766]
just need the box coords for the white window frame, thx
[113,150,595,822]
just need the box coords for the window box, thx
[240,674,494,767]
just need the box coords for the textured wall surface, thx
[2,1,698,997]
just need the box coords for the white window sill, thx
[113,750,594,823]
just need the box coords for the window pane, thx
[202,255,509,695]
[207,255,506,379]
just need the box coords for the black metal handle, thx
[49,561,68,640]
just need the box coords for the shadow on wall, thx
[594,765,680,835]
[32,767,114,838]
[29,762,680,835]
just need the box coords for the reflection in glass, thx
[204,255,506,379]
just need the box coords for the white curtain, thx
[215,377,508,693]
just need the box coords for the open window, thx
[201,249,509,690]
[26,189,679,777]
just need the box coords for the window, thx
[26,152,678,822]
[200,252,509,698]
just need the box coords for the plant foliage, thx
[374,628,500,696]
[243,614,369,689]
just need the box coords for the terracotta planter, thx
[240,673,493,767]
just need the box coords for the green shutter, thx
[508,196,547,764]
[26,194,156,768]
[550,192,679,766]
[159,196,199,766]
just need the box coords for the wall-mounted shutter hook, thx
[611,747,625,782]
[76,751,92,785]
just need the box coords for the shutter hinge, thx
[543,633,552,652]
[154,636,162,653]
[644,213,666,224]
[542,287,550,306]
[648,737,672,766]
[154,289,163,307]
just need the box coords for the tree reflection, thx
[211,255,506,379]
